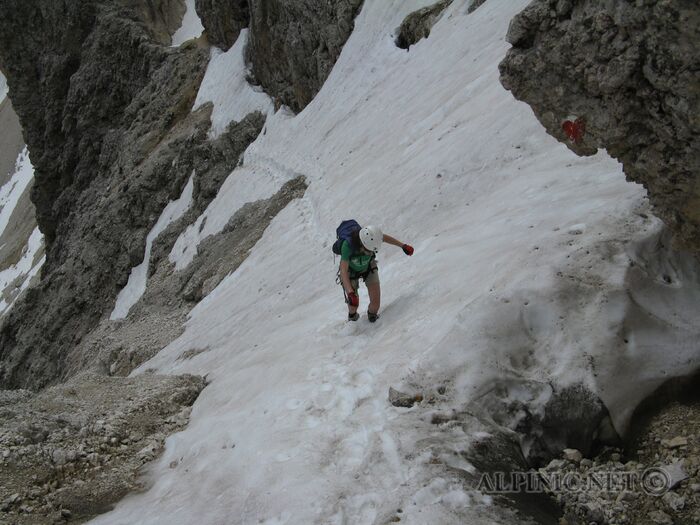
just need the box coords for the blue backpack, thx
[332,220,361,255]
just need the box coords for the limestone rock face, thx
[246,0,364,112]
[499,0,700,255]
[195,0,249,50]
[0,0,352,389]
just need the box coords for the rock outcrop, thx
[499,1,700,255]
[395,0,452,50]
[246,0,364,112]
[195,0,249,50]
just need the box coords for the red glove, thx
[402,244,414,256]
[347,291,359,307]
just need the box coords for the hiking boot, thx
[367,311,379,323]
[348,312,360,322]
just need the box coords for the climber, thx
[334,222,414,322]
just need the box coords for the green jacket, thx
[340,240,373,274]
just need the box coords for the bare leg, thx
[367,281,381,315]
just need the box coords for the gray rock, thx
[389,387,418,408]
[662,491,685,512]
[562,448,583,463]
[195,0,248,50]
[544,458,567,471]
[649,510,673,525]
[51,448,68,466]
[661,436,688,449]
[178,176,308,304]
[616,490,636,503]
[395,1,452,50]
[583,501,604,523]
[499,1,700,256]
[246,0,364,112]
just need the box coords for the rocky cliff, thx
[499,0,700,256]
[0,0,360,390]
[0,0,218,389]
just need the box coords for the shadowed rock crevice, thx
[499,0,700,256]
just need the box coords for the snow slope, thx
[0,227,44,315]
[171,0,204,47]
[0,148,44,315]
[94,0,700,523]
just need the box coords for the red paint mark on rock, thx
[562,117,586,143]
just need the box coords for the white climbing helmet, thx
[359,225,383,253]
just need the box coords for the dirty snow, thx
[93,0,700,524]
[170,0,204,47]
[111,174,194,320]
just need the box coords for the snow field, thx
[0,147,44,316]
[171,0,204,47]
[0,147,33,236]
[95,0,700,523]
